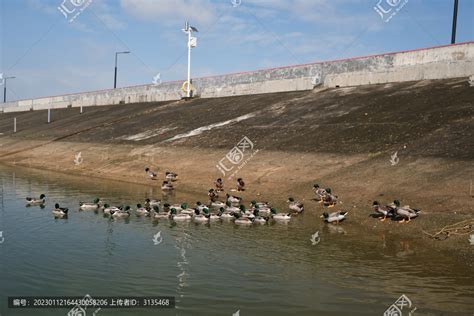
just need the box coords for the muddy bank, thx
[0,78,472,254]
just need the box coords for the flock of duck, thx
[24,171,421,225]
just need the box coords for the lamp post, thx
[114,51,130,89]
[3,76,16,103]
[451,0,459,44]
[182,21,198,98]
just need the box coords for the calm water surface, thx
[0,165,473,316]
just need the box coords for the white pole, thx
[80,106,83,114]
[48,108,51,123]
[14,117,16,133]
[187,29,191,98]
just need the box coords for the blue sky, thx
[1,0,473,100]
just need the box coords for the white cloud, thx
[120,0,216,25]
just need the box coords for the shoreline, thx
[1,138,472,260]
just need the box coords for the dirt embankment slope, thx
[0,78,472,224]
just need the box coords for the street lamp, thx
[451,0,459,44]
[3,76,16,103]
[182,21,198,98]
[114,51,130,89]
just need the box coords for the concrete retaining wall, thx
[2,42,473,113]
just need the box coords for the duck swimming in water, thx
[270,208,291,221]
[26,194,46,205]
[52,203,68,217]
[321,211,348,224]
[79,198,100,211]
[312,184,327,201]
[135,204,151,216]
[287,197,304,213]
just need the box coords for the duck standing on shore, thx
[165,171,178,182]
[145,167,158,180]
[371,201,395,221]
[236,178,245,191]
[321,188,338,208]
[214,178,224,192]
[391,200,421,223]
[208,189,219,202]
[312,184,327,201]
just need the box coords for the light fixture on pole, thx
[182,21,198,98]
[114,51,130,89]
[3,76,16,103]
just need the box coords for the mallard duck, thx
[239,205,255,220]
[236,178,245,191]
[214,178,224,192]
[270,208,291,221]
[219,207,235,220]
[233,213,252,225]
[103,204,121,215]
[195,201,209,212]
[321,211,348,224]
[193,208,210,223]
[321,188,337,207]
[251,204,271,217]
[208,210,222,221]
[287,197,304,213]
[312,184,327,201]
[79,198,100,211]
[153,205,170,219]
[226,194,242,204]
[250,200,270,209]
[392,200,420,223]
[52,203,68,217]
[135,204,151,216]
[208,188,219,202]
[372,201,395,221]
[145,167,158,180]
[161,181,174,191]
[178,203,195,215]
[165,171,178,181]
[170,208,192,221]
[225,201,240,213]
[26,194,46,205]
[145,198,161,208]
[210,201,226,209]
[252,210,268,225]
[111,206,131,218]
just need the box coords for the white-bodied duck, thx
[111,206,131,218]
[52,203,68,217]
[270,207,291,221]
[79,198,100,211]
[165,171,178,181]
[287,197,304,213]
[170,208,192,221]
[26,194,46,205]
[321,211,348,224]
[226,193,242,205]
[135,203,151,216]
[161,181,174,191]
